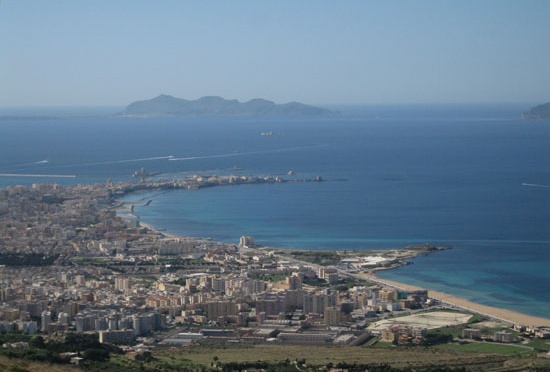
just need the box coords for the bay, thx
[1,103,549,318]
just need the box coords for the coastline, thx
[360,273,550,327]
[133,213,550,328]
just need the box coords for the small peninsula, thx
[118,94,335,117]
[522,101,550,120]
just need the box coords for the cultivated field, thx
[154,343,550,371]
[0,356,79,372]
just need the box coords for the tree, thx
[83,348,109,361]
[29,336,46,349]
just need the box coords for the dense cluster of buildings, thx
[0,239,433,347]
[0,180,548,352]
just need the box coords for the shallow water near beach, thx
[1,104,549,318]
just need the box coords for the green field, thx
[526,338,550,352]
[151,343,548,371]
[434,342,534,355]
[2,343,550,371]
[0,356,79,372]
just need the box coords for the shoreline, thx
[122,197,549,328]
[360,272,550,327]
[116,182,550,327]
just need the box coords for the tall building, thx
[246,279,267,294]
[286,275,302,290]
[74,275,86,286]
[75,314,96,332]
[298,289,338,315]
[58,312,70,325]
[58,272,71,283]
[284,290,300,311]
[379,288,397,302]
[494,331,514,343]
[133,314,152,336]
[212,278,226,293]
[95,317,108,331]
[325,273,339,284]
[206,300,237,321]
[324,306,341,326]
[99,330,135,345]
[114,277,132,293]
[239,236,255,248]
[40,311,51,332]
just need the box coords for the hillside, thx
[118,94,335,117]
[522,101,550,119]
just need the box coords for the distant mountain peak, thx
[247,98,274,105]
[119,95,335,117]
[151,94,177,100]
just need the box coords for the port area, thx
[113,173,323,195]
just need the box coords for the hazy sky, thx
[1,1,549,106]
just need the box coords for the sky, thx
[1,1,549,106]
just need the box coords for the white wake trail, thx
[55,155,175,168]
[169,145,324,161]
[0,173,76,178]
[522,183,550,188]
[87,155,174,165]
[1,159,49,170]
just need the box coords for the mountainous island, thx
[118,94,335,117]
[522,101,550,120]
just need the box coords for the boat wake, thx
[0,173,76,178]
[2,156,174,172]
[522,183,550,188]
[82,155,174,165]
[54,155,175,168]
[169,145,325,161]
[1,159,49,171]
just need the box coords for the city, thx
[0,178,549,370]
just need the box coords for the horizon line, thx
[0,101,541,109]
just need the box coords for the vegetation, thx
[0,355,78,372]
[0,253,59,266]
[467,314,486,324]
[0,332,119,367]
[0,332,34,344]
[285,250,341,265]
[250,273,288,282]
[372,341,395,348]
[302,277,328,286]
[2,333,550,371]
[526,338,550,352]
[121,94,335,118]
[215,359,453,372]
[152,343,540,371]
[82,348,110,362]
[423,332,454,346]
[334,276,368,291]
[523,101,550,119]
[426,325,464,339]
[434,342,534,356]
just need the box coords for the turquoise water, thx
[1,104,549,318]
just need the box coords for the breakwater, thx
[110,173,323,195]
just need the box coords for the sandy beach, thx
[132,215,550,328]
[361,273,550,327]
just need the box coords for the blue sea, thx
[0,104,549,318]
